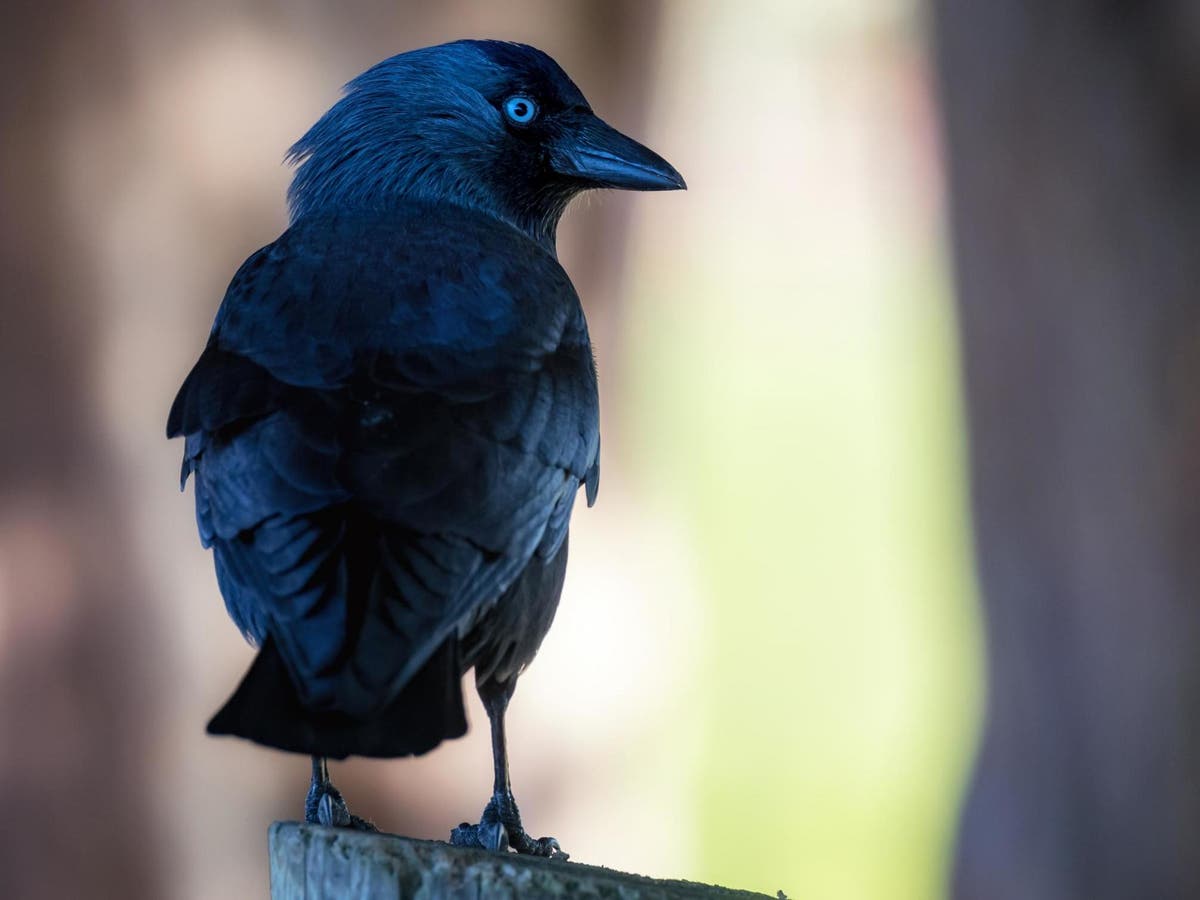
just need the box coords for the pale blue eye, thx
[503,95,538,124]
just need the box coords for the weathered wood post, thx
[269,822,783,899]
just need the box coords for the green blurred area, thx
[604,3,987,894]
[622,244,982,897]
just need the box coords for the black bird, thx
[167,40,683,858]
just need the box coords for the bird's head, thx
[286,40,685,250]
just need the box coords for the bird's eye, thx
[503,95,538,125]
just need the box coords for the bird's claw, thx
[317,790,351,827]
[514,834,567,860]
[308,782,377,832]
[450,793,568,860]
[451,819,509,852]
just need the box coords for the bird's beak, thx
[551,114,686,192]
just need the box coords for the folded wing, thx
[169,204,599,719]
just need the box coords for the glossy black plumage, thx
[168,39,682,850]
[170,203,598,754]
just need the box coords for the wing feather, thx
[170,203,599,717]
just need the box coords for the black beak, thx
[551,113,686,192]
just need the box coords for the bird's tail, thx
[207,637,467,759]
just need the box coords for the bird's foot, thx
[450,791,567,860]
[305,779,377,832]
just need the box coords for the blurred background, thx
[2,1,1197,898]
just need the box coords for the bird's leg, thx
[304,756,376,831]
[450,678,567,860]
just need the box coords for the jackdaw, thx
[167,39,683,858]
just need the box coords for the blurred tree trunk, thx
[932,2,1200,898]
[0,2,162,899]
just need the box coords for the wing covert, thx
[169,202,599,716]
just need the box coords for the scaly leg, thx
[450,678,567,859]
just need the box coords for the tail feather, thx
[207,636,467,759]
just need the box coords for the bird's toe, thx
[317,790,352,828]
[450,821,484,849]
[451,793,567,859]
[480,819,509,852]
[513,832,568,860]
[449,818,508,852]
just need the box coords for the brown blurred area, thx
[0,1,162,897]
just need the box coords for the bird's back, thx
[169,201,600,757]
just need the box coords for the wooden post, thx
[269,822,783,900]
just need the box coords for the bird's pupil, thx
[505,96,535,123]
